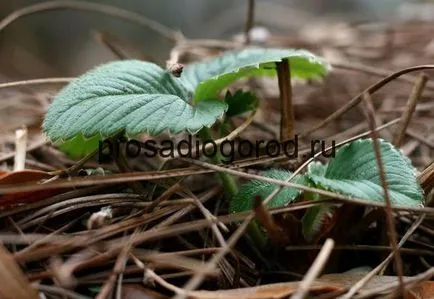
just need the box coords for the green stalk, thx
[200,127,267,249]
[199,127,238,196]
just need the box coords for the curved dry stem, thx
[0,0,182,42]
[363,92,404,295]
[0,78,73,89]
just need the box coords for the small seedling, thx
[43,48,328,142]
[43,48,329,197]
[230,138,424,242]
[43,48,422,248]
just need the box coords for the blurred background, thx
[0,0,430,78]
[2,0,434,170]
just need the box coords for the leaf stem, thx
[199,127,238,197]
[276,59,294,142]
[244,0,255,45]
[200,127,267,249]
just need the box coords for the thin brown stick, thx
[362,92,405,296]
[0,0,181,42]
[145,268,186,296]
[244,0,255,44]
[277,59,294,141]
[301,65,434,138]
[146,181,182,212]
[393,73,428,147]
[291,239,335,299]
[96,230,135,299]
[16,194,143,226]
[18,214,86,255]
[0,78,72,89]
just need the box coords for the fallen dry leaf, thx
[0,169,61,208]
[0,243,39,299]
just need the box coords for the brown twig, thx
[0,78,72,90]
[96,229,135,299]
[244,0,255,44]
[276,59,294,142]
[361,92,405,296]
[393,73,428,147]
[333,61,434,91]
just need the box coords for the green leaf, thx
[307,161,327,177]
[180,48,330,102]
[224,90,259,117]
[58,134,100,159]
[43,60,227,141]
[307,138,424,207]
[229,168,306,213]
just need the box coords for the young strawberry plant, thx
[43,48,328,141]
[43,47,423,248]
[43,47,329,196]
[230,138,424,243]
